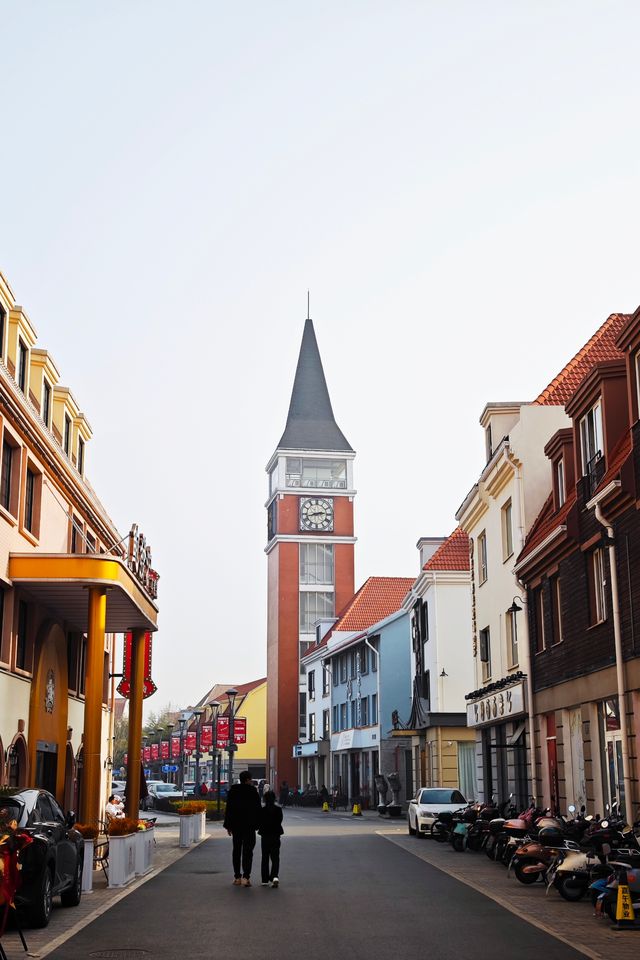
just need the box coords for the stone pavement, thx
[1,821,194,960]
[380,823,640,960]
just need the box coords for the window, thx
[551,576,563,644]
[360,644,369,674]
[478,532,488,584]
[42,380,51,428]
[506,608,518,667]
[1,441,13,512]
[485,424,492,461]
[371,638,378,671]
[556,458,566,508]
[332,662,338,687]
[589,548,607,624]
[479,627,491,682]
[299,692,307,733]
[299,591,334,633]
[286,457,346,489]
[308,670,315,701]
[24,468,36,534]
[361,697,369,725]
[300,543,334,584]
[339,655,348,683]
[350,649,357,679]
[322,664,330,695]
[371,694,378,724]
[16,600,27,670]
[308,713,316,741]
[17,339,27,392]
[77,436,85,475]
[86,532,96,553]
[350,701,357,728]
[340,702,347,730]
[422,668,431,706]
[579,400,603,474]
[269,464,278,496]
[322,709,330,739]
[332,705,338,733]
[502,500,513,561]
[534,587,546,653]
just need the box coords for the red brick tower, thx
[266,319,355,789]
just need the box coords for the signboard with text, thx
[216,717,247,746]
[161,741,169,760]
[151,743,159,760]
[466,682,525,728]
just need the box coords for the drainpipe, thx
[505,446,538,804]
[593,500,633,817]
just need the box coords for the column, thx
[125,628,146,818]
[81,587,107,825]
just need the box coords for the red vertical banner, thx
[161,741,170,760]
[216,716,229,746]
[185,731,196,752]
[233,718,247,744]
[201,725,213,750]
[143,745,151,763]
[171,736,180,758]
[151,743,159,760]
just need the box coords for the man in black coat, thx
[223,771,261,886]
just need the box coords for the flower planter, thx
[192,811,206,843]
[179,815,195,848]
[134,827,155,876]
[108,833,137,887]
[82,839,94,893]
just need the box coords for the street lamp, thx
[507,597,524,666]
[178,711,190,799]
[166,722,174,783]
[192,709,204,795]
[154,727,164,780]
[209,700,222,819]
[226,688,238,787]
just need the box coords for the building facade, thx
[0,270,158,825]
[266,319,355,788]
[403,528,477,798]
[516,310,640,817]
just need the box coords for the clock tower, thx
[266,318,355,788]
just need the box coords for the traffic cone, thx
[615,881,636,928]
[352,802,362,816]
[322,801,329,812]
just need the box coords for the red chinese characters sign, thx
[216,717,247,746]
[171,737,180,758]
[151,743,159,761]
[185,731,196,754]
[143,746,151,763]
[161,741,170,760]
[116,632,157,700]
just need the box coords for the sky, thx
[2,2,640,711]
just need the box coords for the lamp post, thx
[192,709,204,795]
[165,722,174,782]
[154,727,164,780]
[178,711,190,799]
[209,700,221,819]
[226,688,238,788]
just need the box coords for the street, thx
[44,810,588,960]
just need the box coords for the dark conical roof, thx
[278,319,353,452]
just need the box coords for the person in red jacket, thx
[223,771,261,887]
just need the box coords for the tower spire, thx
[278,319,353,452]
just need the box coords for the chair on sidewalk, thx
[94,819,110,882]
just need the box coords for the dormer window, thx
[42,380,51,429]
[64,414,71,455]
[77,436,85,475]
[579,399,603,475]
[17,339,28,393]
[556,457,566,508]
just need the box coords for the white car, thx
[146,782,182,808]
[407,787,467,837]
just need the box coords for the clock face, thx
[300,497,334,532]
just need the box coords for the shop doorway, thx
[601,699,625,816]
[35,741,58,794]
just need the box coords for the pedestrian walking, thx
[223,770,261,887]
[198,779,209,798]
[258,790,283,888]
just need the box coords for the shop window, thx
[16,600,28,671]
[478,531,488,584]
[479,627,491,682]
[588,548,607,625]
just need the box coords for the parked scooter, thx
[509,807,589,884]
[591,859,640,923]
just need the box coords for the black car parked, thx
[0,788,84,927]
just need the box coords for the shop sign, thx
[143,745,151,762]
[117,632,157,700]
[201,725,213,750]
[171,736,180,758]
[216,716,247,746]
[292,742,319,758]
[467,682,525,728]
[185,731,197,751]
[335,729,355,751]
[127,523,160,600]
[151,743,159,760]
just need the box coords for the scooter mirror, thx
[568,805,576,813]
[585,814,594,821]
[601,820,609,829]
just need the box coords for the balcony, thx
[286,475,347,489]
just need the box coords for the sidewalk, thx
[380,825,640,960]
[1,823,201,960]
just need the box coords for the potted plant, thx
[134,820,155,876]
[107,817,138,887]
[175,801,206,846]
[74,823,98,893]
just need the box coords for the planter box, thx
[192,811,206,843]
[82,839,94,894]
[179,815,194,848]
[135,827,155,876]
[108,833,137,887]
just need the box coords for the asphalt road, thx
[48,809,588,960]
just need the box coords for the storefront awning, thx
[8,554,159,632]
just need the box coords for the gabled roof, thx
[278,319,353,452]
[534,313,629,406]
[194,677,266,710]
[517,491,575,564]
[423,526,469,572]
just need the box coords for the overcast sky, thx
[2,2,640,712]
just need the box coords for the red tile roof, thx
[594,432,632,494]
[517,491,575,564]
[423,526,470,572]
[534,313,629,406]
[335,576,414,632]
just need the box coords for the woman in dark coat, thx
[258,791,284,887]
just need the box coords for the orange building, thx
[266,319,355,787]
